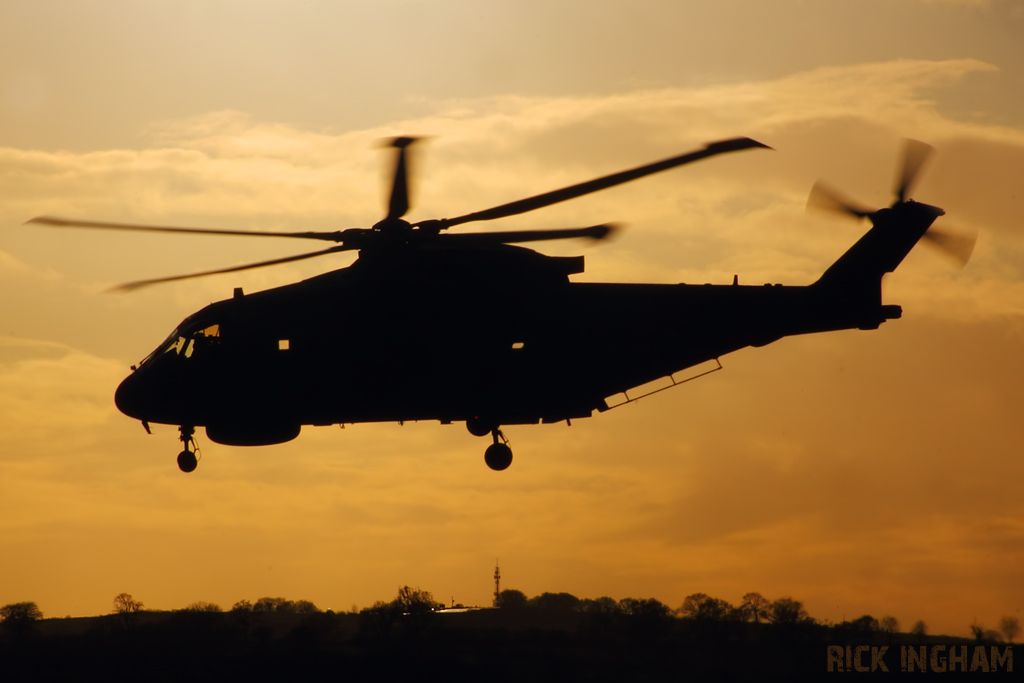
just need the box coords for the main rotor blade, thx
[895,139,934,203]
[432,224,617,247]
[110,244,356,292]
[431,137,770,229]
[922,225,977,267]
[806,181,875,218]
[386,137,417,220]
[27,216,350,242]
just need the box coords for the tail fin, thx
[814,201,944,293]
[811,201,944,328]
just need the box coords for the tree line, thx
[2,589,1021,681]
[2,588,1021,644]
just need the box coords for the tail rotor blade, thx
[895,139,934,203]
[922,225,977,267]
[807,181,875,219]
[386,137,417,220]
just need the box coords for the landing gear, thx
[484,428,513,471]
[466,416,496,438]
[467,418,513,470]
[177,450,197,473]
[177,425,199,473]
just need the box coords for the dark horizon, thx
[3,587,1018,680]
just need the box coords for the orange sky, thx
[1,0,1023,635]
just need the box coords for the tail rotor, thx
[807,138,977,268]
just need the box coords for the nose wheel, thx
[177,425,200,473]
[483,428,513,471]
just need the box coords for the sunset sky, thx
[1,0,1023,636]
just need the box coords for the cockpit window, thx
[167,337,187,355]
[139,329,182,366]
[184,324,220,358]
[140,323,221,366]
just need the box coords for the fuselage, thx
[114,243,900,446]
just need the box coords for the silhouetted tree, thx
[575,597,622,640]
[497,589,528,610]
[704,598,734,621]
[848,615,879,634]
[618,598,670,618]
[879,616,900,634]
[969,622,1004,644]
[112,593,143,630]
[910,619,927,643]
[740,592,771,624]
[170,600,223,638]
[769,597,808,625]
[618,598,673,639]
[999,616,1020,643]
[679,593,733,621]
[530,592,580,614]
[359,600,402,639]
[396,586,436,613]
[250,597,318,614]
[183,601,222,612]
[580,596,620,615]
[230,600,256,639]
[358,587,438,639]
[678,593,710,618]
[254,597,294,613]
[395,586,437,635]
[293,600,320,615]
[0,602,42,638]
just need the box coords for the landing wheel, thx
[177,425,199,473]
[484,443,513,471]
[466,416,496,438]
[177,450,198,473]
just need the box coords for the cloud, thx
[0,338,125,451]
[2,59,1009,222]
[0,249,60,286]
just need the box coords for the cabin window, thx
[512,341,525,350]
[279,339,290,351]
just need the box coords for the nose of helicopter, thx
[114,370,147,420]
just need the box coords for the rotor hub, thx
[371,217,412,233]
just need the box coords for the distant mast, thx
[493,559,501,607]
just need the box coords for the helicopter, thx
[29,136,975,472]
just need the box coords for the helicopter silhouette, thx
[29,136,974,472]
